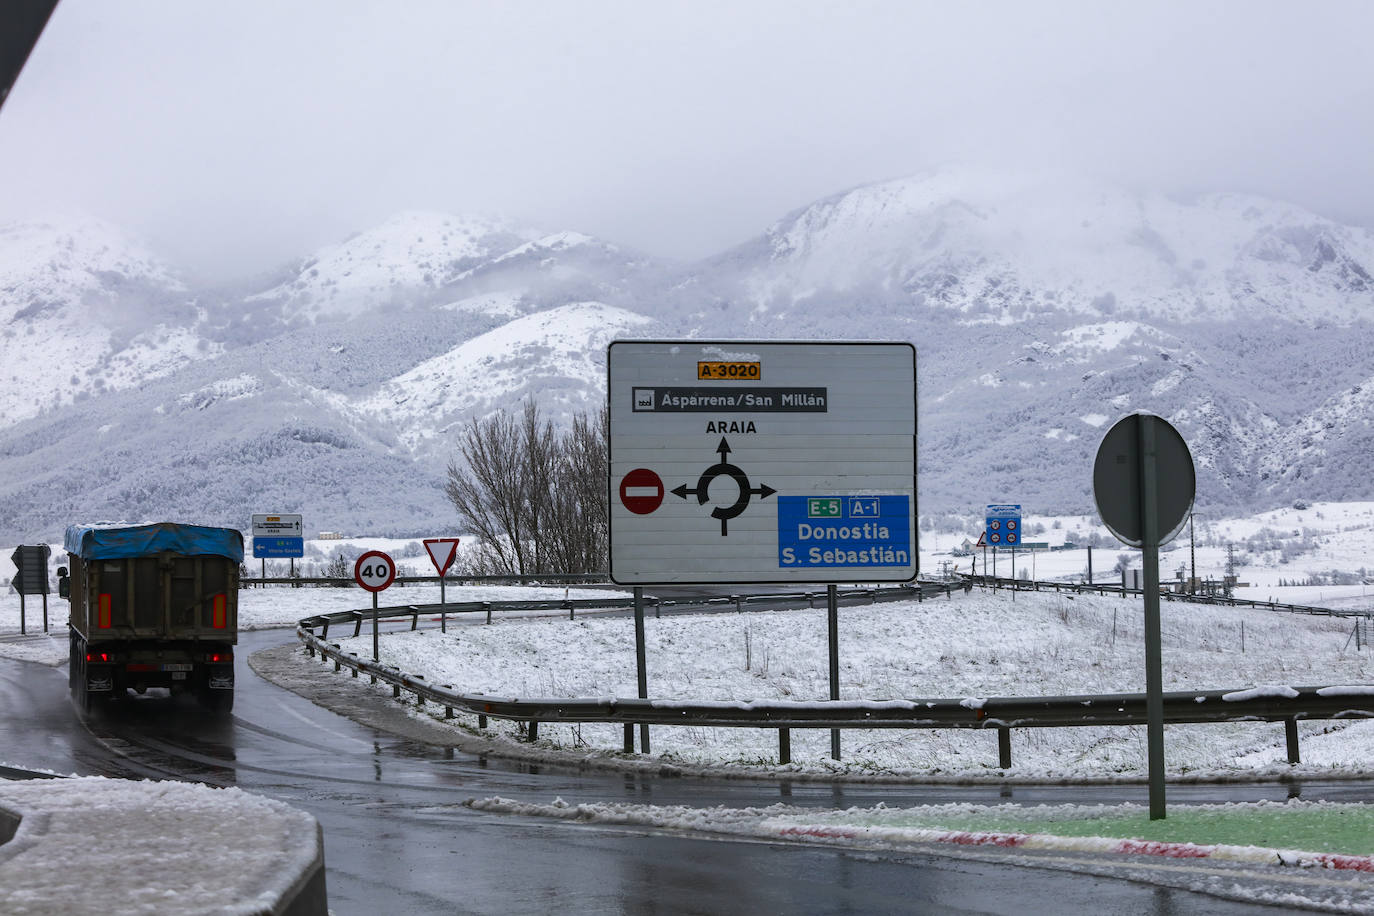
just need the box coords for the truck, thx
[60,522,243,713]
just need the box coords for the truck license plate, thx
[162,664,193,672]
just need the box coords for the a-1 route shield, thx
[607,340,917,585]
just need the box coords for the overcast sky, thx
[2,1,1372,281]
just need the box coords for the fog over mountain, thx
[2,170,1371,542]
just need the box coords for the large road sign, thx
[984,504,1021,547]
[251,513,304,559]
[608,340,917,585]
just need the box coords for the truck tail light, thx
[98,594,112,628]
[207,652,233,663]
[86,651,112,663]
[212,594,227,629]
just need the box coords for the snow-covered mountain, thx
[0,217,214,427]
[246,210,532,321]
[1,170,1371,542]
[719,169,1373,326]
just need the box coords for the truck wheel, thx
[201,688,234,713]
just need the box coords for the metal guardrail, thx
[969,575,1373,619]
[245,572,610,588]
[295,583,1374,769]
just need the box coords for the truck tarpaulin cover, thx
[64,523,245,562]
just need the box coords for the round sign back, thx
[1093,413,1195,548]
[354,550,396,592]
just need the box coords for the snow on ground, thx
[0,582,624,666]
[0,776,319,916]
[326,586,1374,780]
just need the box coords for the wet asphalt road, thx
[2,628,1370,914]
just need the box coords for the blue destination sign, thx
[253,536,304,559]
[985,503,1022,547]
[777,495,911,568]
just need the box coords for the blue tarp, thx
[64,523,244,562]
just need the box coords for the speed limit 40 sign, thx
[354,551,396,592]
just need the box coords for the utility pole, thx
[1189,512,1197,594]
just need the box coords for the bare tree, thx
[446,409,528,574]
[445,399,608,575]
[546,406,608,573]
[519,400,558,574]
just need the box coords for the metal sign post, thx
[1093,412,1195,821]
[633,586,649,754]
[424,538,461,633]
[1138,416,1166,820]
[354,550,397,673]
[828,583,841,760]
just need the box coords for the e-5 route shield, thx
[608,340,917,585]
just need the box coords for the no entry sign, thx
[619,468,665,515]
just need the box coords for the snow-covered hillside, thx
[247,210,532,320]
[734,169,1374,325]
[0,217,210,428]
[1,169,1372,540]
[357,301,650,454]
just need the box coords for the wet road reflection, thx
[1,630,1359,914]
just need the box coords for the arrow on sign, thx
[671,437,776,536]
[423,538,460,577]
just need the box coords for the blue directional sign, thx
[253,536,304,559]
[985,504,1022,547]
[778,495,912,568]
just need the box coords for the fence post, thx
[779,728,791,765]
[624,723,635,753]
[528,721,539,743]
[998,727,1012,769]
[478,714,487,729]
[1285,719,1301,765]
[485,602,492,624]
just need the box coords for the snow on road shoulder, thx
[0,777,319,916]
[464,796,1374,910]
[464,794,1374,865]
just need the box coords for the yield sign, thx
[424,538,461,577]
